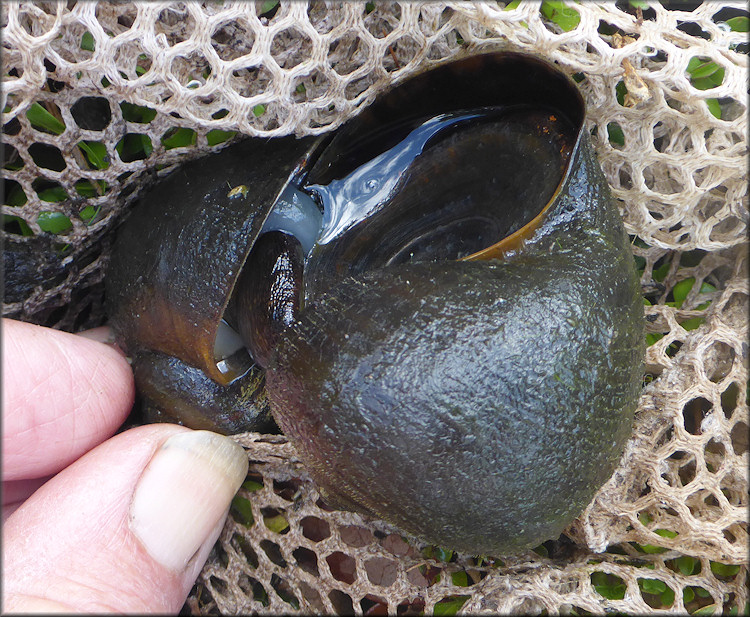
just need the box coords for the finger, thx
[3,425,248,614]
[1,319,135,481]
[76,325,118,347]
[2,477,51,521]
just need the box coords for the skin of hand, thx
[2,319,248,613]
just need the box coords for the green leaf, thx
[75,181,107,199]
[161,127,197,150]
[646,333,663,346]
[725,16,749,32]
[231,495,254,526]
[77,141,110,170]
[541,1,565,10]
[691,77,716,91]
[436,547,453,562]
[37,211,72,234]
[680,317,705,331]
[709,561,740,577]
[78,204,102,223]
[259,0,279,15]
[433,596,470,616]
[661,586,675,607]
[26,102,66,135]
[682,586,695,604]
[80,30,95,51]
[540,1,580,31]
[365,1,376,13]
[695,587,711,598]
[242,479,263,492]
[504,0,523,9]
[38,187,68,202]
[79,205,96,221]
[614,81,626,107]
[629,0,649,8]
[591,572,627,599]
[3,215,34,236]
[671,278,695,307]
[532,543,549,557]
[685,57,724,91]
[687,60,721,80]
[116,134,153,162]
[594,583,627,600]
[635,542,668,554]
[638,578,667,594]
[206,129,237,146]
[263,513,289,534]
[674,554,698,577]
[692,605,719,616]
[252,103,266,117]
[590,571,608,586]
[708,69,725,86]
[120,102,157,123]
[451,571,470,587]
[706,99,721,119]
[607,122,625,146]
[423,545,454,562]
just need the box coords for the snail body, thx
[106,52,644,555]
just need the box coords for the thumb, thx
[2,425,248,614]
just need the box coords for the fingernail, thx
[76,326,130,359]
[76,326,116,345]
[130,431,248,571]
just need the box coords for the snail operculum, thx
[106,136,320,433]
[230,230,304,370]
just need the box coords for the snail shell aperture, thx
[106,52,644,555]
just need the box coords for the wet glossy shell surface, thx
[267,134,645,556]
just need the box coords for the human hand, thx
[2,319,248,613]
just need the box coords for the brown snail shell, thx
[106,136,319,432]
[107,52,644,557]
[106,52,588,433]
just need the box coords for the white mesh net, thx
[2,1,747,614]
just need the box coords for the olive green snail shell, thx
[265,56,644,555]
[106,52,644,556]
[106,135,319,433]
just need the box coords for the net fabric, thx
[2,1,748,321]
[1,0,747,614]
